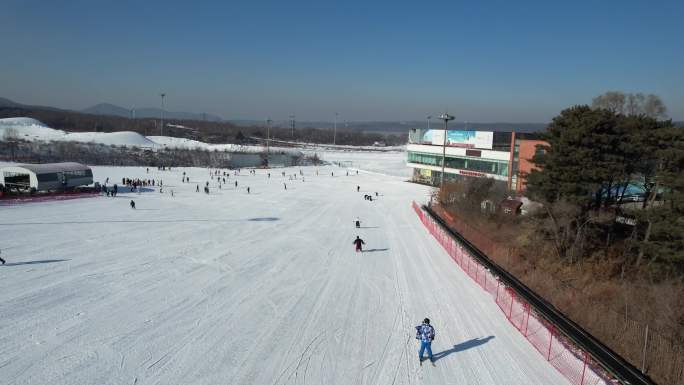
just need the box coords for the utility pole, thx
[439,113,455,187]
[289,114,295,139]
[333,112,338,145]
[160,93,166,136]
[266,118,272,164]
[427,115,432,130]
[132,106,137,134]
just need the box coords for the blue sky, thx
[1,0,682,122]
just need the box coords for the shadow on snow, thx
[2,259,70,267]
[432,336,495,362]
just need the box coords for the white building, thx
[0,162,93,192]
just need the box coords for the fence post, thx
[496,280,500,302]
[580,351,589,385]
[641,324,649,373]
[547,325,554,361]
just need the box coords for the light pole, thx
[289,114,295,139]
[333,112,338,145]
[439,113,455,187]
[266,118,272,164]
[427,115,432,130]
[159,93,166,136]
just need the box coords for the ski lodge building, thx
[406,128,547,192]
[0,162,93,192]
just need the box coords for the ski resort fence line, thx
[0,190,99,205]
[411,201,656,385]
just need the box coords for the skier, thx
[375,192,379,197]
[355,218,361,228]
[353,236,365,252]
[196,185,200,192]
[357,186,360,192]
[284,183,287,190]
[0,249,5,265]
[130,200,136,209]
[415,318,436,366]
[235,180,238,188]
[247,187,251,194]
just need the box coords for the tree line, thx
[526,92,683,274]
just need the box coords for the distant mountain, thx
[82,103,223,122]
[0,97,23,108]
[81,103,132,118]
[0,97,66,112]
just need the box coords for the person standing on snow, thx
[130,200,136,209]
[0,249,5,265]
[415,318,436,365]
[355,218,361,228]
[353,236,365,252]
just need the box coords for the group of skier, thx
[101,184,118,197]
[122,177,156,188]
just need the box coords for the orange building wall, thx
[516,139,547,193]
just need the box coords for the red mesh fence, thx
[412,201,614,385]
[0,190,100,205]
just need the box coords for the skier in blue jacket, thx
[415,318,436,365]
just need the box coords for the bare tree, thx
[625,93,645,115]
[2,126,19,160]
[642,94,668,118]
[593,91,667,118]
[592,91,626,113]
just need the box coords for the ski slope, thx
[0,163,569,385]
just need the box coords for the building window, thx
[408,152,508,177]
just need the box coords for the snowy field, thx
[316,150,411,178]
[0,161,568,384]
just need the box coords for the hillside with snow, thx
[0,117,300,155]
[0,117,157,148]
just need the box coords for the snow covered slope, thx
[0,117,157,148]
[0,117,299,154]
[148,135,300,155]
[317,149,410,178]
[0,164,568,385]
